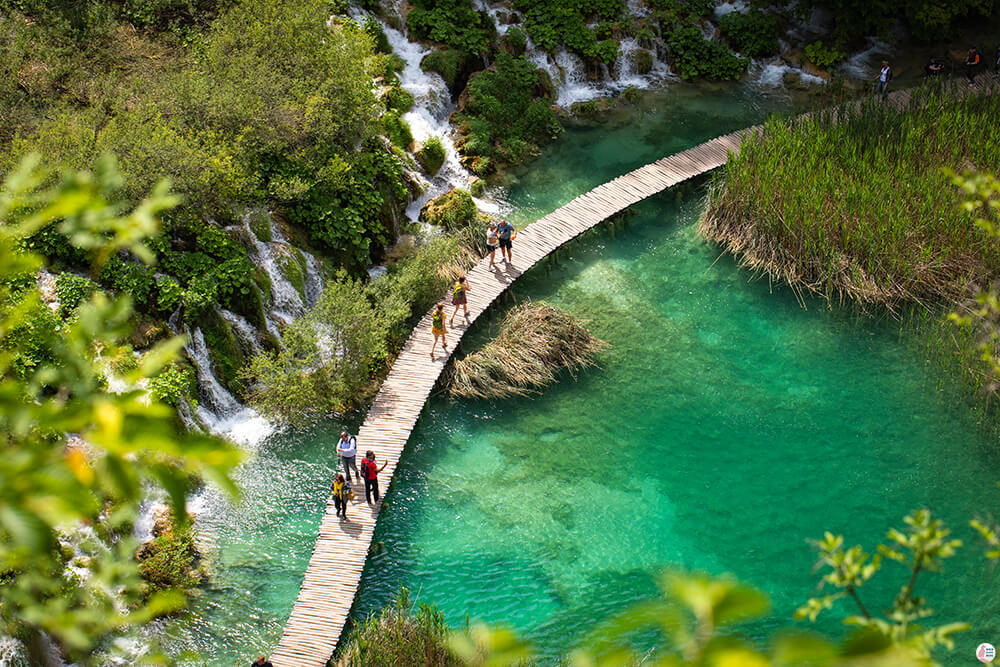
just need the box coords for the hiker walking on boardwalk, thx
[875,60,891,100]
[496,219,515,266]
[431,303,447,360]
[360,451,388,504]
[965,47,983,84]
[337,430,360,482]
[450,275,470,326]
[332,473,350,520]
[486,221,499,269]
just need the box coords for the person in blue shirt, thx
[496,219,515,265]
[337,431,359,482]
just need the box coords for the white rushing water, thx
[184,327,273,448]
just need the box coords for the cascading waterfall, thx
[184,327,273,447]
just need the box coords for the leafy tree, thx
[719,9,780,58]
[0,154,240,664]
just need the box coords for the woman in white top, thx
[486,221,499,270]
[876,61,891,101]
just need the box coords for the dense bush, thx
[718,9,779,58]
[54,273,97,316]
[666,26,748,80]
[406,0,495,57]
[513,0,624,63]
[135,518,204,594]
[455,53,562,167]
[501,25,527,55]
[799,0,998,45]
[805,40,847,69]
[149,363,197,406]
[420,48,468,90]
[419,189,477,229]
[382,86,415,113]
[383,112,414,149]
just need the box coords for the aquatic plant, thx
[336,589,465,667]
[446,301,608,399]
[701,81,1000,313]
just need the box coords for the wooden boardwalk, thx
[268,79,989,666]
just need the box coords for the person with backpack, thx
[965,47,983,85]
[496,219,515,266]
[431,302,447,360]
[875,60,891,101]
[337,430,360,482]
[360,451,388,505]
[332,473,350,520]
[450,275,470,326]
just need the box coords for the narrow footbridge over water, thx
[268,81,971,665]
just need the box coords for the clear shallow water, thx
[164,83,1000,664]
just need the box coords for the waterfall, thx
[219,309,265,356]
[184,327,273,447]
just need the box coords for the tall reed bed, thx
[447,301,608,399]
[701,81,1000,311]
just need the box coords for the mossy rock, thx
[247,210,272,242]
[419,189,478,230]
[635,48,654,75]
[461,154,494,177]
[383,111,414,149]
[469,177,486,197]
[136,507,205,596]
[382,85,415,113]
[200,309,246,397]
[275,245,308,303]
[416,136,447,176]
[420,48,467,91]
[534,68,557,100]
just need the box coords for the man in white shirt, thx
[337,431,360,482]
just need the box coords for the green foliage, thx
[384,111,415,149]
[149,363,196,407]
[55,273,98,317]
[702,83,1000,310]
[797,0,997,45]
[513,0,624,63]
[421,48,469,90]
[135,517,203,595]
[245,236,471,421]
[455,53,562,167]
[455,568,946,666]
[797,510,968,657]
[805,40,847,69]
[666,25,748,80]
[417,136,448,176]
[406,0,495,57]
[719,9,779,58]
[362,15,391,53]
[383,86,416,113]
[339,589,463,666]
[419,189,478,230]
[502,26,527,55]
[0,154,239,663]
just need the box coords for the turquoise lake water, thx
[163,84,1000,664]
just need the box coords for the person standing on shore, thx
[360,450,389,505]
[496,219,515,266]
[431,303,447,360]
[450,275,470,326]
[875,60,891,101]
[965,47,982,85]
[251,657,273,667]
[332,473,350,520]
[337,431,359,482]
[486,221,499,269]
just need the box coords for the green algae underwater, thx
[162,85,1000,665]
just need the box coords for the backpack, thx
[452,281,464,299]
[361,458,374,479]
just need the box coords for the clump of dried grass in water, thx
[447,301,608,399]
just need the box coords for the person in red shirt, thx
[360,451,388,504]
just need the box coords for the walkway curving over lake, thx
[268,81,978,666]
